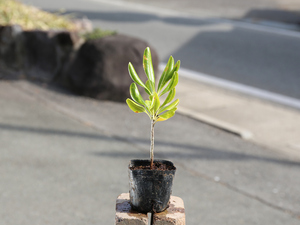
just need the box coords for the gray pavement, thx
[1,80,300,225]
[177,76,300,162]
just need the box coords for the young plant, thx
[126,47,180,169]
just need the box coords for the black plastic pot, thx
[128,159,176,213]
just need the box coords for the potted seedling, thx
[126,47,180,213]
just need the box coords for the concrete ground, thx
[1,79,300,225]
[176,75,300,160]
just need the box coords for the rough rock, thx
[0,25,23,73]
[64,34,159,101]
[0,25,83,82]
[22,30,82,82]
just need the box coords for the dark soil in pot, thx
[128,159,176,213]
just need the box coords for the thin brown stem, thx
[150,119,155,169]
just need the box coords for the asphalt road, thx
[1,80,300,225]
[104,0,300,20]
[23,0,300,101]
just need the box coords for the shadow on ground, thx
[1,122,298,167]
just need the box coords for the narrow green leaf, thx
[143,47,155,90]
[160,71,179,96]
[144,87,151,96]
[126,98,145,113]
[161,88,176,108]
[130,83,145,106]
[128,63,150,91]
[158,60,180,93]
[148,94,155,114]
[167,60,180,81]
[153,92,160,114]
[145,80,154,94]
[158,56,174,92]
[158,99,179,114]
[157,109,176,122]
[174,60,180,70]
[145,100,151,111]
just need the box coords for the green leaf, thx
[158,56,174,92]
[145,80,154,94]
[157,109,176,122]
[153,92,160,114]
[145,100,151,111]
[126,98,145,113]
[160,71,179,96]
[158,60,180,93]
[148,94,156,114]
[143,47,155,90]
[161,88,176,108]
[174,60,180,71]
[158,99,179,114]
[128,63,151,92]
[149,94,154,106]
[144,88,151,95]
[130,83,145,106]
[166,60,180,82]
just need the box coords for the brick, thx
[115,193,186,225]
[115,193,148,225]
[153,196,186,225]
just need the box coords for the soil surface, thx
[130,161,176,171]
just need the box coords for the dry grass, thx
[0,0,77,30]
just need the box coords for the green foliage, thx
[82,28,116,40]
[126,47,180,123]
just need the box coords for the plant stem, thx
[150,119,155,169]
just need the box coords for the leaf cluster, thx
[126,47,180,123]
